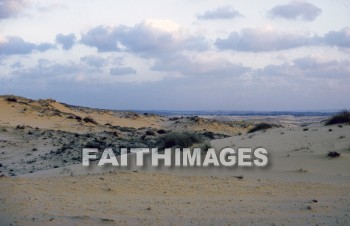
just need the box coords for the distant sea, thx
[133,110,336,117]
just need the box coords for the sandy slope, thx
[0,96,163,133]
[0,95,350,225]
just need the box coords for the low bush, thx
[6,97,17,102]
[156,132,204,148]
[325,110,350,125]
[247,123,273,133]
[83,116,98,125]
[327,151,340,158]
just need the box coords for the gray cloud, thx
[215,27,350,52]
[110,66,136,76]
[268,1,321,21]
[12,59,80,78]
[0,36,55,55]
[0,0,29,19]
[293,56,350,78]
[80,26,120,52]
[215,28,317,52]
[151,53,249,77]
[80,55,106,68]
[81,20,208,57]
[197,6,242,20]
[324,27,350,48]
[56,33,76,50]
[260,56,350,78]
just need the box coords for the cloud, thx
[215,28,317,52]
[151,53,249,77]
[260,56,350,78]
[80,26,120,52]
[0,0,29,19]
[268,1,321,21]
[0,36,55,55]
[110,66,136,76]
[36,2,66,12]
[293,56,350,77]
[80,55,106,68]
[215,27,350,52]
[12,59,80,78]
[197,6,242,20]
[323,27,350,48]
[55,33,76,50]
[81,19,208,56]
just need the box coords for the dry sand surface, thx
[1,172,349,225]
[0,95,350,225]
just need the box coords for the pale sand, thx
[1,172,349,225]
[0,96,350,225]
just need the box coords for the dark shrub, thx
[145,130,155,136]
[248,123,273,133]
[6,97,17,102]
[16,125,25,129]
[156,132,204,148]
[203,131,215,139]
[85,141,106,149]
[327,151,340,158]
[325,110,350,125]
[83,116,98,125]
[157,129,167,134]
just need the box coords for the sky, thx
[0,0,349,111]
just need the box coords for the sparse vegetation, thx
[157,129,167,134]
[5,97,17,102]
[247,123,273,133]
[156,132,204,148]
[327,151,340,158]
[83,116,98,125]
[325,110,350,125]
[145,130,155,136]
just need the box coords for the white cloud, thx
[80,19,208,56]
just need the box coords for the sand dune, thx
[0,95,349,225]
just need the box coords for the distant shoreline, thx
[132,110,336,117]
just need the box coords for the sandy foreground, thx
[1,171,349,226]
[0,96,350,225]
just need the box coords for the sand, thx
[0,95,349,225]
